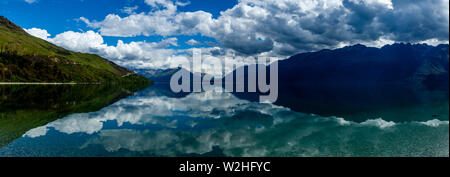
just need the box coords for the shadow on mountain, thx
[227,44,449,122]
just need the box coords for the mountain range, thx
[138,43,449,89]
[276,43,449,87]
[136,43,449,118]
[2,16,448,92]
[229,43,449,118]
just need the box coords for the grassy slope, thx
[0,16,151,84]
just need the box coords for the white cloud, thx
[144,0,190,10]
[81,13,179,37]
[25,28,51,40]
[175,0,191,7]
[415,38,450,46]
[186,39,202,45]
[23,28,180,69]
[49,31,181,69]
[349,0,393,9]
[121,6,139,15]
[80,0,449,56]
[360,118,396,129]
[23,0,449,74]
[24,28,268,75]
[49,30,105,52]
[23,126,48,138]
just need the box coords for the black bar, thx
[0,157,448,176]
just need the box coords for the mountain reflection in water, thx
[0,84,149,147]
[0,84,448,157]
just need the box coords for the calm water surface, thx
[0,84,448,157]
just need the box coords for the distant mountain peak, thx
[349,44,367,48]
[0,16,25,33]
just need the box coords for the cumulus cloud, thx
[80,0,192,37]
[24,0,449,73]
[25,28,256,75]
[49,30,182,69]
[24,28,177,68]
[25,28,51,40]
[121,5,139,15]
[49,31,105,52]
[80,0,449,56]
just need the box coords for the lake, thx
[0,84,448,157]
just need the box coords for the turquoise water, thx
[0,84,448,157]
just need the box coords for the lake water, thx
[0,84,448,157]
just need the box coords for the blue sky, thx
[0,0,448,73]
[1,0,237,47]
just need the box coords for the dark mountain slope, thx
[135,43,449,121]
[277,43,449,86]
[225,43,449,120]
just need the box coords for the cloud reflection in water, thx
[21,87,449,157]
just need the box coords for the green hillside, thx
[0,16,151,84]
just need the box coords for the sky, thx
[1,0,449,74]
